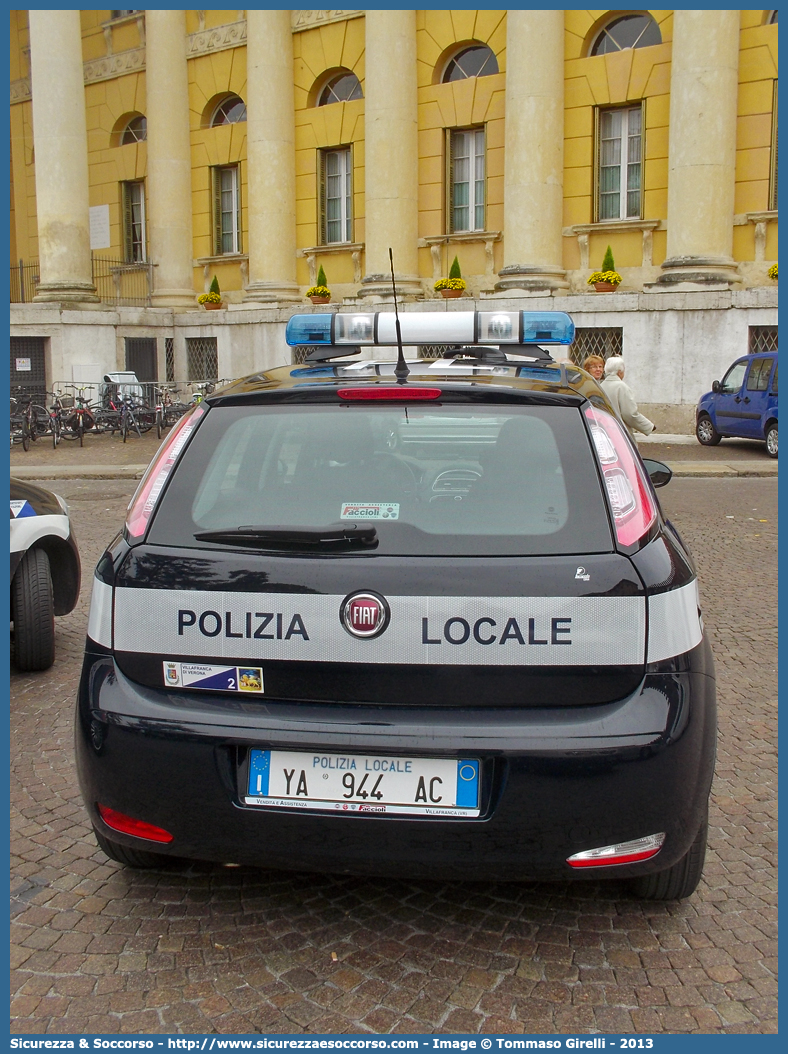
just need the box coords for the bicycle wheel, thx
[78,415,84,447]
[25,406,37,444]
[135,406,154,434]
[156,409,163,440]
[51,415,61,449]
[121,412,129,443]
[21,422,30,452]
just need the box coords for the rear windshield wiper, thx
[193,524,378,550]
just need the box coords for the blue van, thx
[696,352,778,458]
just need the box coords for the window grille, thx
[748,326,778,355]
[418,345,444,360]
[292,346,316,365]
[597,106,643,221]
[186,337,218,382]
[569,328,623,366]
[165,338,175,382]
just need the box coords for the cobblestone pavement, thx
[10,478,777,1036]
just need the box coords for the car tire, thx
[765,422,778,459]
[93,827,174,869]
[12,548,56,671]
[629,814,708,901]
[696,415,721,446]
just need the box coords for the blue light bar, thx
[285,310,575,346]
[521,312,574,345]
[285,313,333,345]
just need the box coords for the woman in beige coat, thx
[600,357,655,439]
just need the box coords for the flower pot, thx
[592,282,618,293]
[309,296,331,305]
[202,301,222,310]
[440,288,464,299]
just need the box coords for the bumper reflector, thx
[98,804,174,844]
[567,832,665,868]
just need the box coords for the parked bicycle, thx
[10,388,45,452]
[62,385,98,446]
[153,384,190,439]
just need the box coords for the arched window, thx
[442,44,498,83]
[120,114,146,144]
[589,13,661,56]
[317,71,363,106]
[210,95,247,126]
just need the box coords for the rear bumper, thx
[76,641,716,882]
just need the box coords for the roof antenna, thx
[389,248,410,383]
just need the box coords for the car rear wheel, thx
[765,422,777,459]
[93,827,174,869]
[12,548,55,671]
[696,415,721,446]
[629,813,708,900]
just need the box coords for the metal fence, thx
[91,255,153,307]
[10,254,153,306]
[10,259,40,303]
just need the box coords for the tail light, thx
[585,406,656,547]
[567,832,665,868]
[98,804,173,844]
[125,404,205,540]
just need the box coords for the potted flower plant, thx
[588,246,622,292]
[434,255,467,298]
[198,275,223,310]
[768,263,778,281]
[306,266,331,304]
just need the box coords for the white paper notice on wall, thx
[89,205,111,250]
[15,358,32,371]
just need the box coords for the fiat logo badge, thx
[340,591,390,639]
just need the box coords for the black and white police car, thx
[11,478,81,671]
[77,309,716,899]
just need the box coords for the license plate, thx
[245,750,480,817]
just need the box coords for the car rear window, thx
[148,403,614,556]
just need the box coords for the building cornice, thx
[291,11,364,33]
[187,20,247,57]
[83,48,146,85]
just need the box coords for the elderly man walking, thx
[601,357,656,439]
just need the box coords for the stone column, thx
[29,10,99,303]
[495,10,567,295]
[243,10,300,302]
[657,9,740,287]
[359,9,422,298]
[146,9,197,308]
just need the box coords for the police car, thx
[11,478,81,671]
[76,309,716,899]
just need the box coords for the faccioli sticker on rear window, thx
[163,661,263,693]
[340,501,400,520]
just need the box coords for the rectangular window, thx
[770,81,778,210]
[597,105,643,221]
[748,326,778,355]
[212,165,242,255]
[186,337,218,383]
[448,128,485,232]
[319,148,352,244]
[569,328,624,365]
[122,180,146,263]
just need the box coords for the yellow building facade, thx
[10,9,778,302]
[9,10,778,428]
